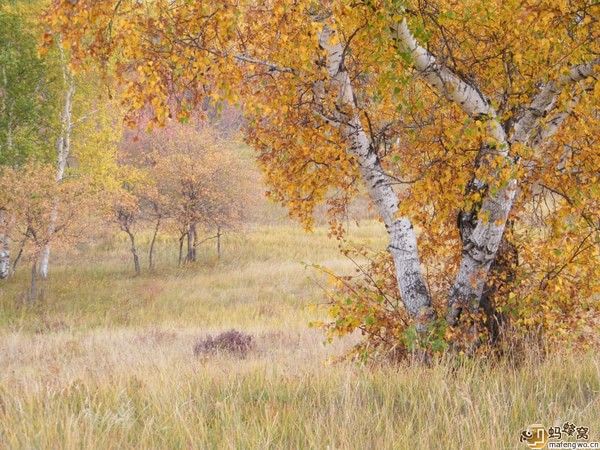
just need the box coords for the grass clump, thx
[194,329,254,358]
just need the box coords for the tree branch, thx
[511,58,599,145]
[232,54,295,74]
[392,18,508,155]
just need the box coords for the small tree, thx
[141,184,167,271]
[108,163,149,276]
[120,123,252,266]
[154,127,250,263]
[0,161,96,301]
[196,148,248,259]
[113,190,141,276]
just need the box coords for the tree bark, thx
[125,228,141,276]
[394,21,598,325]
[511,58,599,146]
[447,179,518,324]
[319,26,434,329]
[178,232,185,266]
[0,209,9,279]
[479,231,518,343]
[192,223,197,262]
[1,67,12,280]
[186,223,197,263]
[11,231,28,276]
[394,19,522,325]
[0,233,9,280]
[38,43,75,279]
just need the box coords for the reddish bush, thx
[194,330,254,358]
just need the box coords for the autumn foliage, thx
[13,0,600,357]
[116,123,253,271]
[0,161,98,299]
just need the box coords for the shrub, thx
[193,330,254,358]
[312,243,600,363]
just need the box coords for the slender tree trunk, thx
[216,226,221,259]
[125,229,140,276]
[11,233,27,276]
[0,210,9,280]
[0,233,9,280]
[1,67,12,280]
[186,223,197,262]
[186,228,191,263]
[178,232,185,266]
[38,229,54,278]
[319,26,434,330]
[148,217,161,270]
[447,179,517,324]
[449,141,513,327]
[28,259,38,303]
[192,224,197,262]
[453,143,520,335]
[38,43,75,279]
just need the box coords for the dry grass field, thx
[1,223,599,449]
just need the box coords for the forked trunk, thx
[125,229,140,276]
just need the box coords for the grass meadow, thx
[1,223,599,449]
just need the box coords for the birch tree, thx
[46,0,600,352]
[0,4,55,278]
[0,162,96,301]
[37,42,75,279]
[392,13,599,326]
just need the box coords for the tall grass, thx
[0,223,599,449]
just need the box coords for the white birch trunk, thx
[511,59,599,146]
[1,68,11,279]
[0,239,9,279]
[449,63,596,323]
[447,181,518,323]
[319,26,434,326]
[394,20,507,146]
[0,210,9,280]
[394,19,514,323]
[38,46,75,279]
[394,20,598,324]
